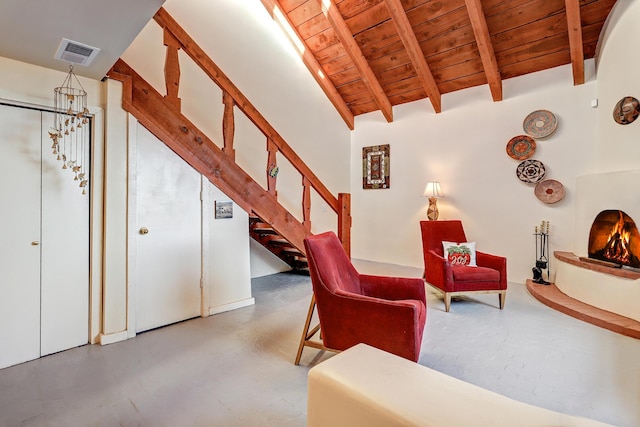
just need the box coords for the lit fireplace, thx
[588,210,640,268]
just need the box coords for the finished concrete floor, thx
[1,260,639,426]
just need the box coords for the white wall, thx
[351,63,599,284]
[595,0,640,173]
[121,0,352,277]
[204,183,255,314]
[0,57,101,108]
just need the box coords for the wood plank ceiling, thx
[260,0,617,129]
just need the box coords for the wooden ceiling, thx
[260,0,617,129]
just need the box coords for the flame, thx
[602,211,632,263]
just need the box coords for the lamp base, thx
[427,197,439,221]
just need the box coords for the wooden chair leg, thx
[499,290,506,309]
[294,294,317,365]
[444,293,451,312]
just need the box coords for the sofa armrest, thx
[308,344,615,427]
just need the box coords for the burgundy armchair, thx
[295,231,427,364]
[420,220,507,312]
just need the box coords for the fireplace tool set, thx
[533,220,550,285]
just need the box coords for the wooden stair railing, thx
[107,7,350,266]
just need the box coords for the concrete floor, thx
[0,260,639,426]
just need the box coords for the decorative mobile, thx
[49,65,89,194]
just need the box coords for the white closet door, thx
[0,105,42,369]
[135,124,202,333]
[40,111,89,356]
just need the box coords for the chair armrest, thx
[425,250,454,289]
[476,251,506,269]
[359,274,426,304]
[322,290,426,361]
[476,251,508,289]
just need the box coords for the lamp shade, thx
[423,181,444,198]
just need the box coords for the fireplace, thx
[588,210,640,268]
[550,171,640,325]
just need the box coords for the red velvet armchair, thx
[420,220,507,312]
[295,231,427,364]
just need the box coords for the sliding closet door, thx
[0,104,42,369]
[40,111,89,356]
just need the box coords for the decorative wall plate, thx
[534,179,565,204]
[523,110,557,139]
[506,135,536,160]
[516,159,546,183]
[613,96,640,125]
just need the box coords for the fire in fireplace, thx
[588,210,640,268]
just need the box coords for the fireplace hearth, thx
[588,210,640,268]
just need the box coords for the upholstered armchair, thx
[295,231,427,364]
[420,220,507,312]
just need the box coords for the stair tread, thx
[252,228,277,235]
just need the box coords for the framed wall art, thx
[362,144,390,189]
[215,200,233,219]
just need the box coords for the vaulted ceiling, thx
[260,0,618,129]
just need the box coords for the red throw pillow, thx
[442,241,477,266]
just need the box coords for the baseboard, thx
[99,330,129,345]
[209,298,255,315]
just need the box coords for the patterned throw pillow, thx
[442,241,477,267]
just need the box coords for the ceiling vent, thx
[54,38,100,66]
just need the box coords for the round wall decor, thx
[523,110,557,139]
[613,96,640,125]
[506,135,536,160]
[516,159,546,184]
[534,179,565,204]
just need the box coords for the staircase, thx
[107,8,350,269]
[249,215,309,274]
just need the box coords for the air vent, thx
[54,38,100,66]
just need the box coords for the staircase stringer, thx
[108,59,310,255]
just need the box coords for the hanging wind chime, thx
[49,65,89,194]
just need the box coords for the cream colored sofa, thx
[307,344,615,427]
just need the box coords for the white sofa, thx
[307,343,615,427]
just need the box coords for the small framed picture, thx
[215,201,233,219]
[362,144,390,189]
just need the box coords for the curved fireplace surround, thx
[554,171,640,324]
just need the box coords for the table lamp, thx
[423,181,444,220]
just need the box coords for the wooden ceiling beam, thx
[260,0,355,130]
[565,0,585,85]
[383,0,441,113]
[321,0,394,123]
[464,0,502,102]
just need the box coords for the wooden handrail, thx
[153,7,339,214]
